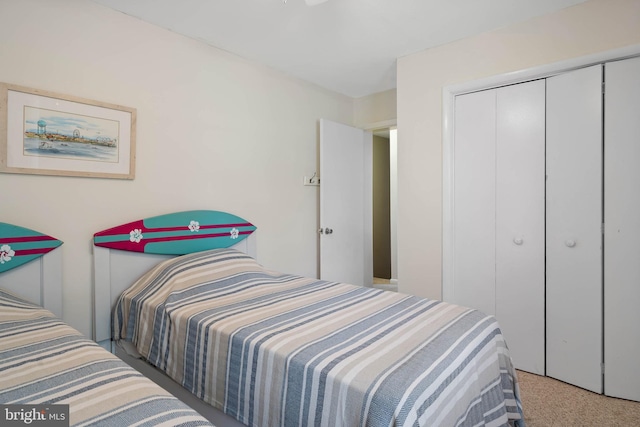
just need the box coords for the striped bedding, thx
[0,289,214,427]
[114,248,525,427]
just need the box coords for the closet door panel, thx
[495,80,546,374]
[604,56,640,402]
[453,89,496,316]
[546,65,603,393]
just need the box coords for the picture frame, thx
[0,83,136,179]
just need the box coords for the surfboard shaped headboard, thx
[0,222,63,316]
[0,222,63,273]
[93,210,256,255]
[92,210,256,346]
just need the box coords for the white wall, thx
[0,0,354,336]
[397,0,640,299]
[354,89,397,128]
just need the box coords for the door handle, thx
[318,227,334,235]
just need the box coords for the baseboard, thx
[373,283,398,292]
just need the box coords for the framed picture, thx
[0,83,136,179]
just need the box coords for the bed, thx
[93,210,525,427]
[0,222,215,427]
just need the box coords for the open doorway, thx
[372,127,397,291]
[318,119,396,289]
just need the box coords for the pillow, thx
[113,248,264,340]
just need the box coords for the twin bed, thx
[0,223,214,426]
[1,211,525,427]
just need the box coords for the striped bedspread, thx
[115,248,525,427]
[0,289,214,427]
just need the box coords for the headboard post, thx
[41,248,63,317]
[93,245,111,346]
[0,248,63,317]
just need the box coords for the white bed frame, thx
[0,248,63,317]
[92,235,256,427]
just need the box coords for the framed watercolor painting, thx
[0,83,136,179]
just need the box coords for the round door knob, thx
[565,239,576,248]
[513,237,523,246]
[325,228,333,234]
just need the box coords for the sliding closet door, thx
[452,89,496,316]
[495,80,545,375]
[546,65,603,394]
[604,56,640,402]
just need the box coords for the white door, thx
[452,89,497,316]
[604,56,640,402]
[319,119,372,286]
[546,65,603,394]
[495,80,546,375]
[451,81,545,374]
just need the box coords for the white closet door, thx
[604,56,640,402]
[453,89,496,316]
[546,65,603,393]
[495,80,546,375]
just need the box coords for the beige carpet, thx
[517,370,640,426]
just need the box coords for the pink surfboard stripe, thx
[95,222,253,236]
[14,248,55,256]
[136,223,253,233]
[98,241,146,252]
[0,235,58,243]
[144,230,254,243]
[97,230,253,252]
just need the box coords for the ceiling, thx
[91,0,588,98]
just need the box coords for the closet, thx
[447,56,640,401]
[604,56,640,402]
[453,80,545,375]
[546,65,602,394]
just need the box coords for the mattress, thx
[0,289,214,427]
[115,248,525,427]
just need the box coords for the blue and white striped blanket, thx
[115,248,525,427]
[0,289,214,427]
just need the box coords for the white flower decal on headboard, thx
[230,228,239,239]
[0,244,15,264]
[188,220,200,232]
[130,229,143,243]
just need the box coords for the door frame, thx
[362,120,398,286]
[442,43,640,301]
